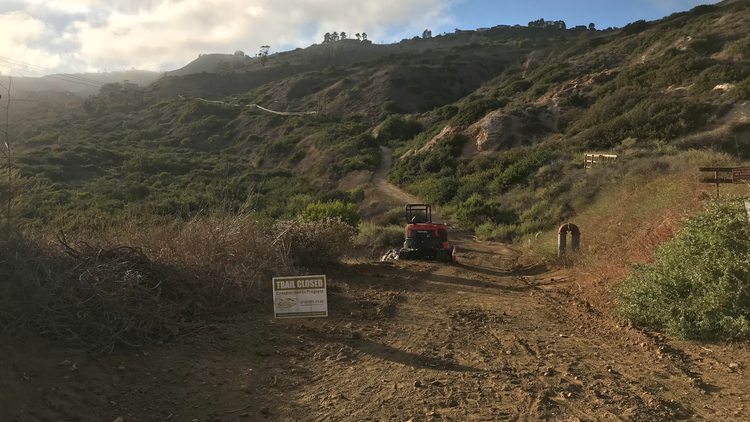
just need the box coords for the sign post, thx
[698,167,750,197]
[272,275,328,319]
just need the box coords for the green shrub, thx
[689,34,724,55]
[434,105,459,121]
[392,122,448,157]
[731,77,750,101]
[724,35,750,60]
[489,149,551,195]
[475,223,518,242]
[349,187,365,204]
[529,83,551,98]
[288,150,306,165]
[560,94,587,108]
[389,133,467,186]
[622,20,649,36]
[300,200,361,229]
[617,200,750,340]
[377,115,423,144]
[570,88,713,148]
[409,176,459,205]
[498,79,533,98]
[455,169,495,201]
[342,150,379,172]
[379,101,406,120]
[355,224,405,249]
[454,194,499,229]
[690,4,718,15]
[690,64,749,94]
[450,97,509,128]
[517,200,564,235]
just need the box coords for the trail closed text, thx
[272,275,328,319]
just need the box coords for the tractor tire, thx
[435,249,452,263]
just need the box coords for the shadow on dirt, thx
[296,325,484,373]
[511,264,550,277]
[424,270,533,293]
[347,338,483,372]
[457,262,516,279]
[328,261,531,294]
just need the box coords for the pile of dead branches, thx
[0,235,269,354]
[0,214,356,354]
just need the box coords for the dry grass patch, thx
[530,150,748,311]
[0,214,354,353]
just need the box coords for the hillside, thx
[384,0,750,241]
[166,53,256,76]
[5,1,749,234]
[149,26,607,101]
[6,2,750,421]
[1,70,161,98]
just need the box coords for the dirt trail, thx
[4,151,750,421]
[371,147,428,208]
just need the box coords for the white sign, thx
[272,275,328,319]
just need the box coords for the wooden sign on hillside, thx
[733,167,750,183]
[698,167,750,184]
[699,166,750,196]
[584,153,618,169]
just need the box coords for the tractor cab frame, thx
[398,204,452,262]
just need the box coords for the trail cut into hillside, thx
[371,147,429,209]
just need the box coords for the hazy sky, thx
[0,0,719,76]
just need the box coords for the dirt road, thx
[4,154,750,421]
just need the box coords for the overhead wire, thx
[0,65,104,89]
[0,64,104,90]
[0,61,103,88]
[0,56,106,86]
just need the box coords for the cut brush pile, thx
[0,216,354,354]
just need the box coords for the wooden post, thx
[716,170,720,197]
[744,202,750,230]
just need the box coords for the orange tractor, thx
[397,204,455,263]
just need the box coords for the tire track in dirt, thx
[256,229,691,421]
[319,151,738,421]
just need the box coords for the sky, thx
[0,0,719,76]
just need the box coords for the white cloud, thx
[1,0,456,74]
[0,11,63,74]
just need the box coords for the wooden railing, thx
[699,166,750,196]
[584,153,618,169]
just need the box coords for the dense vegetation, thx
[11,97,379,230]
[617,200,750,341]
[382,1,750,240]
[6,2,749,240]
